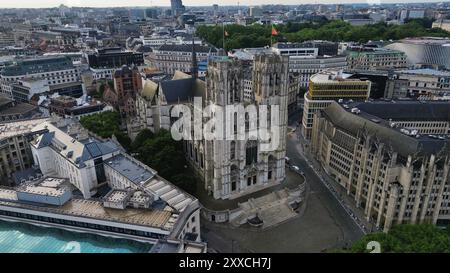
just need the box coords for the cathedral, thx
[133,46,289,200]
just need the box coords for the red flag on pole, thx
[272,26,279,36]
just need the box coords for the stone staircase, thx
[229,187,303,229]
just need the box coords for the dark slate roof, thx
[322,101,450,157]
[135,45,153,53]
[354,101,450,122]
[35,132,55,148]
[157,44,217,53]
[81,141,119,162]
[160,78,194,103]
[12,168,42,185]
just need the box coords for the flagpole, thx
[271,24,273,47]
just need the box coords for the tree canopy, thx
[344,224,450,253]
[79,111,131,150]
[196,19,450,51]
[132,129,197,194]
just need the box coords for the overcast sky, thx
[0,0,445,9]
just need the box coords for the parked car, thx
[285,156,291,165]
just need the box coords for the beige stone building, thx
[0,118,47,186]
[311,101,450,231]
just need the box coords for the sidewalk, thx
[295,132,380,234]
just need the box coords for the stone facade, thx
[311,101,450,231]
[187,54,289,200]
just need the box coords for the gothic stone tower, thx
[196,54,289,200]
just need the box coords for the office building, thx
[385,69,450,99]
[148,43,217,76]
[232,43,347,89]
[171,0,185,17]
[0,56,80,98]
[87,48,144,80]
[311,101,450,231]
[272,42,347,88]
[249,6,263,17]
[346,48,407,71]
[302,70,371,139]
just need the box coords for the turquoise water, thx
[0,220,153,253]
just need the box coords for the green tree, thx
[132,130,197,194]
[79,111,131,150]
[196,20,450,51]
[131,129,153,152]
[80,111,121,138]
[346,224,450,253]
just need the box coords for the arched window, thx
[245,141,258,166]
[230,141,236,160]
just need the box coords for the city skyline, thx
[0,0,448,9]
[0,0,449,256]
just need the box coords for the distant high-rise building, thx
[213,4,219,17]
[171,0,185,17]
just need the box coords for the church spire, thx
[191,36,198,79]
